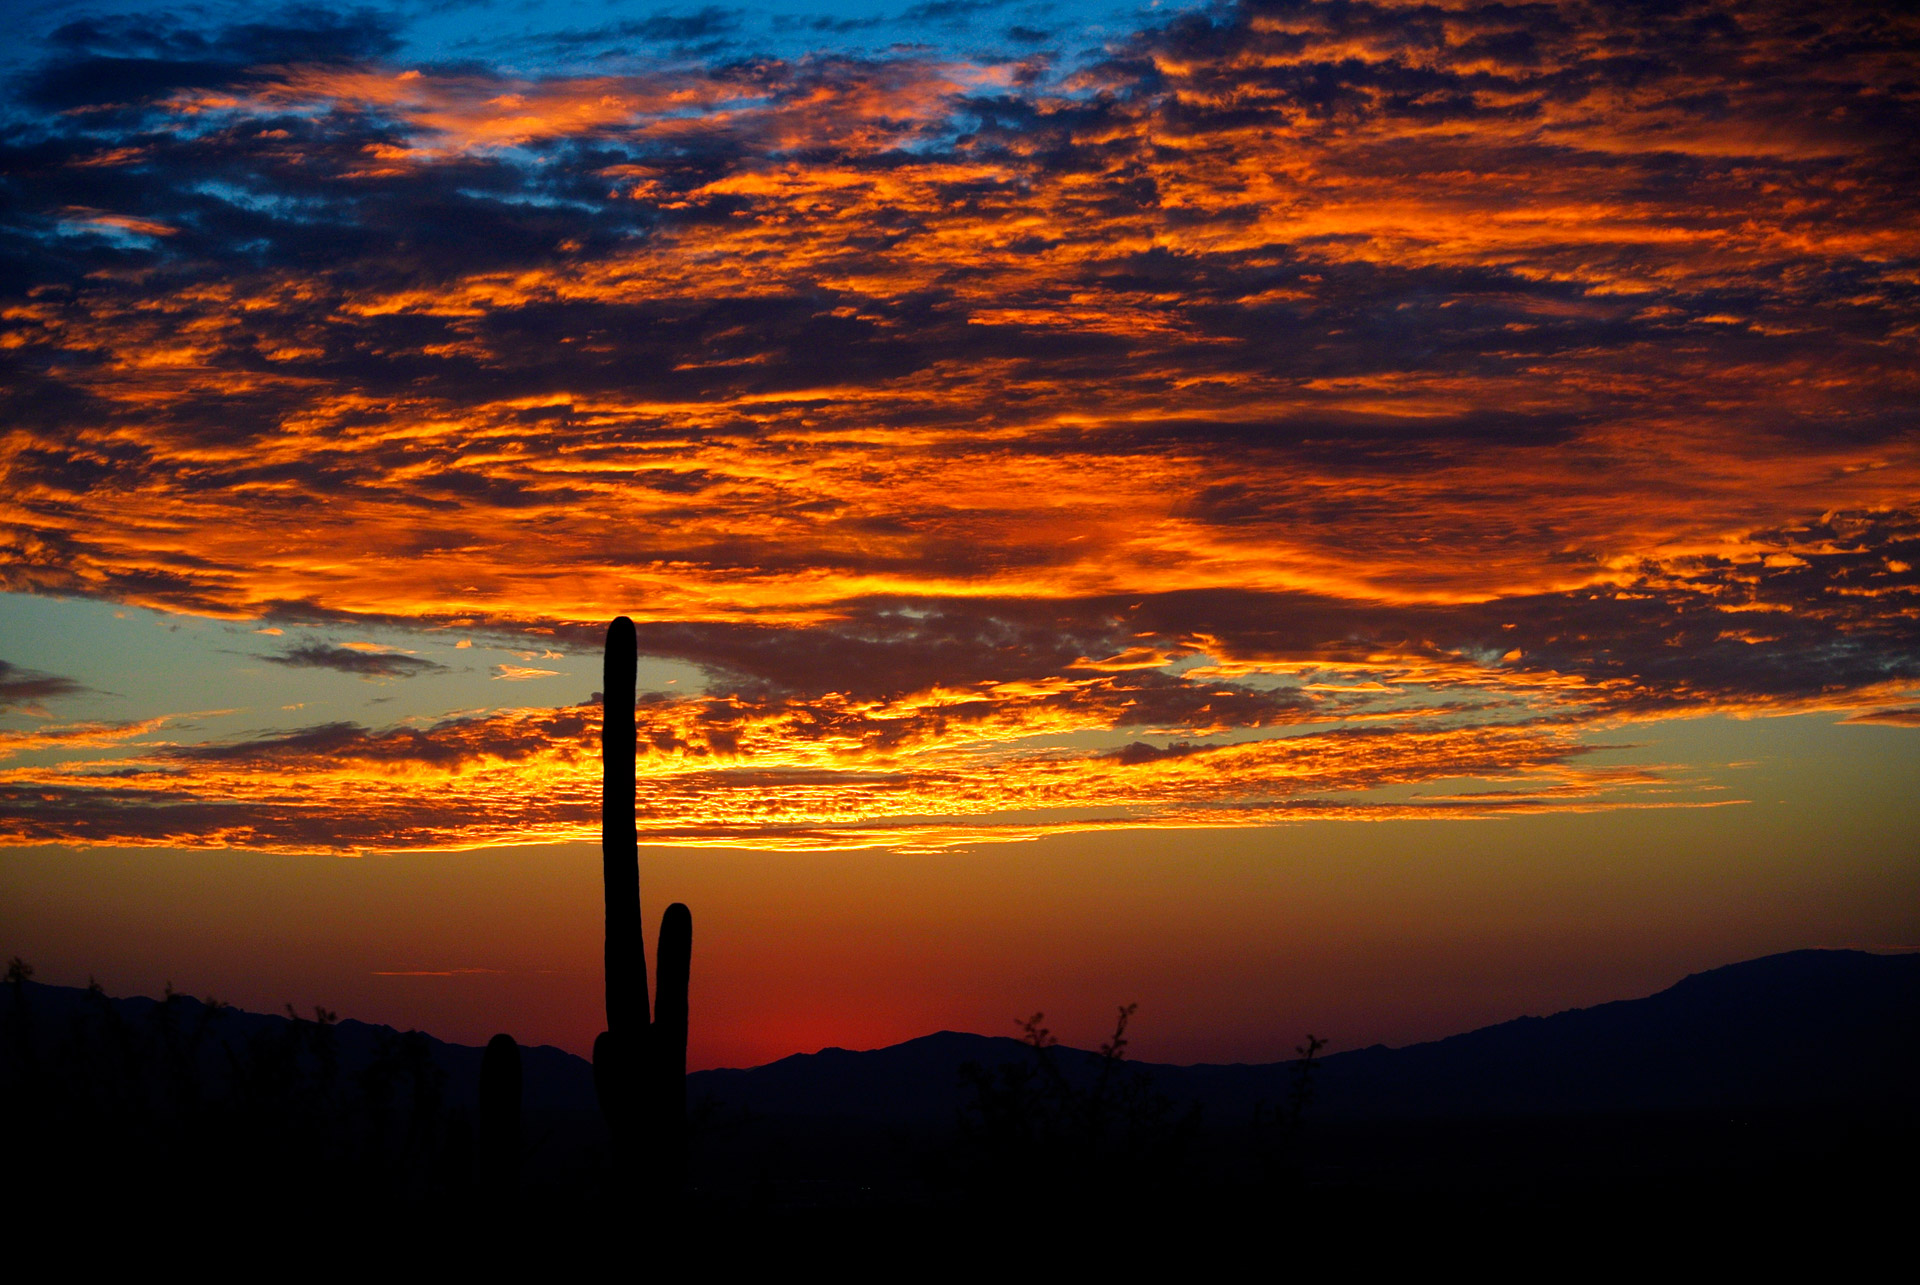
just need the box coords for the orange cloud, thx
[0,689,1699,854]
[3,0,1916,852]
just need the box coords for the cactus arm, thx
[653,901,692,1182]
[654,902,691,1082]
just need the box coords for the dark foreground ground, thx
[3,950,1914,1263]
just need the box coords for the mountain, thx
[1,978,598,1115]
[687,949,1919,1126]
[6,948,1913,1131]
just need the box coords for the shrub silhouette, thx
[1249,1033,1326,1187]
[957,1004,1200,1208]
[592,615,693,1197]
[0,965,469,1210]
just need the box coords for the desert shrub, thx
[956,1005,1201,1210]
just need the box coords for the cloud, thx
[1840,706,1920,727]
[492,664,561,680]
[23,7,401,110]
[0,660,86,713]
[539,7,744,51]
[0,0,1915,850]
[0,693,1692,854]
[0,715,174,758]
[263,644,449,678]
[901,0,1015,23]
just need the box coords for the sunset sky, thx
[3,0,1917,1069]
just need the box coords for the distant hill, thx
[2,979,598,1116]
[687,949,1920,1126]
[7,948,1914,1226]
[7,948,1914,1129]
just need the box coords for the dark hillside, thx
[4,949,1913,1220]
[685,949,1920,1125]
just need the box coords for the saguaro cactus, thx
[478,1032,522,1196]
[592,615,693,1194]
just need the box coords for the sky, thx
[2,0,1917,1068]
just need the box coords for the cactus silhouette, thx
[478,1032,521,1196]
[592,615,692,1194]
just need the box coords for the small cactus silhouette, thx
[593,615,692,1194]
[478,1032,522,1195]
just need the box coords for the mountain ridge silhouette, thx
[690,948,1919,1124]
[11,947,1914,1126]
